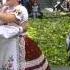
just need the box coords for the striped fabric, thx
[25,56,48,70]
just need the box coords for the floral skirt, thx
[0,36,50,70]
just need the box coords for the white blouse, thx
[0,4,28,25]
[0,4,28,38]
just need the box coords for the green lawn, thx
[27,16,70,66]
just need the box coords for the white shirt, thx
[32,5,38,12]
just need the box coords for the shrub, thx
[27,16,70,66]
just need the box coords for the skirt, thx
[0,36,50,70]
[24,36,50,70]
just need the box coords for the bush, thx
[27,16,70,66]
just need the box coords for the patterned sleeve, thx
[0,6,8,12]
[14,5,28,24]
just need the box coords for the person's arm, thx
[0,12,17,23]
[17,6,28,32]
[20,21,28,32]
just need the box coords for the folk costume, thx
[0,4,50,70]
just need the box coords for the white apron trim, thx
[25,54,48,68]
[34,59,48,70]
[18,37,26,70]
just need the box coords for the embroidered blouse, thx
[0,4,28,26]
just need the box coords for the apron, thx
[0,25,26,70]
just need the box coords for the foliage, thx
[27,16,70,66]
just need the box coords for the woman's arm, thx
[0,12,17,23]
[20,21,28,32]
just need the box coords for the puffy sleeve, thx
[14,5,28,24]
[0,6,8,12]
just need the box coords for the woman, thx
[0,0,50,70]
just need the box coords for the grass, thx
[27,16,70,66]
